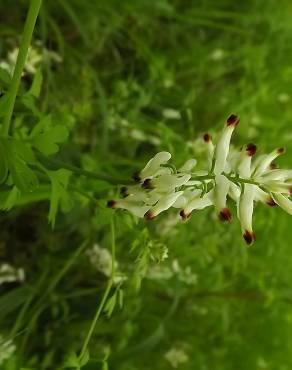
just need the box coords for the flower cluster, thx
[0,43,62,76]
[0,263,25,285]
[108,115,292,245]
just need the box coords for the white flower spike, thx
[108,114,292,245]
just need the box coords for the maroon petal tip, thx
[269,162,278,170]
[219,208,232,222]
[120,186,128,197]
[243,230,256,245]
[133,171,141,182]
[107,200,116,208]
[180,210,191,220]
[142,178,153,189]
[266,198,277,207]
[246,143,257,156]
[277,147,285,154]
[227,114,240,127]
[203,133,212,143]
[144,210,155,220]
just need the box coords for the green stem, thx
[36,151,131,185]
[20,240,89,353]
[2,0,42,136]
[191,173,259,186]
[79,218,116,360]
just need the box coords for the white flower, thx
[144,191,184,220]
[86,244,116,277]
[0,264,25,285]
[179,189,213,220]
[162,108,181,120]
[238,184,256,244]
[165,346,189,368]
[0,44,62,76]
[213,114,240,175]
[108,114,292,245]
[271,193,292,215]
[137,151,171,181]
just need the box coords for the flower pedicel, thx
[108,115,292,245]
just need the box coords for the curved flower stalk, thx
[108,115,292,245]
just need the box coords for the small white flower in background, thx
[165,346,189,368]
[0,43,62,76]
[86,244,126,284]
[162,108,181,120]
[0,335,16,365]
[147,259,197,285]
[277,93,290,103]
[0,263,25,285]
[108,114,292,245]
[210,48,225,61]
[86,244,115,277]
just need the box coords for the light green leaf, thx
[29,68,43,98]
[0,140,8,183]
[30,115,69,155]
[47,169,72,227]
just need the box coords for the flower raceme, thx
[108,115,292,245]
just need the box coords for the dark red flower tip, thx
[277,147,285,154]
[269,162,278,170]
[180,210,192,220]
[226,114,240,127]
[246,143,257,156]
[142,178,153,189]
[120,186,128,197]
[203,133,212,143]
[243,230,256,245]
[144,210,155,220]
[266,198,277,207]
[107,200,116,208]
[219,208,232,222]
[133,171,141,182]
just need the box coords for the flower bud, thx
[238,184,256,245]
[214,174,231,221]
[214,115,239,175]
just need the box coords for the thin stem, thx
[20,240,89,353]
[190,173,260,186]
[79,217,116,360]
[2,0,42,136]
[36,151,131,185]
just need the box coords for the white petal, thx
[182,190,213,218]
[253,148,285,177]
[238,184,256,244]
[228,182,241,202]
[214,174,231,220]
[237,144,256,178]
[140,151,171,179]
[254,187,275,206]
[179,159,197,173]
[262,180,291,194]
[272,193,292,215]
[203,134,215,169]
[214,117,239,175]
[113,199,150,218]
[151,174,191,191]
[145,191,184,218]
[260,169,292,181]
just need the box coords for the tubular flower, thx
[108,114,292,245]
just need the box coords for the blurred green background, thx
[1,0,292,369]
